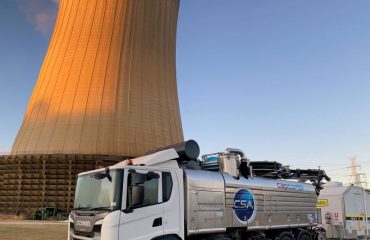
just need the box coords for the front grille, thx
[75,231,94,238]
[73,237,101,240]
[70,222,102,238]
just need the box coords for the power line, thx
[348,156,368,188]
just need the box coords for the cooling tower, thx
[0,0,184,215]
[12,0,183,157]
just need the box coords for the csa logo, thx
[233,189,256,224]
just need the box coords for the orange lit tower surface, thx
[0,0,183,214]
[12,0,183,156]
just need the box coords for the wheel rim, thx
[317,232,326,240]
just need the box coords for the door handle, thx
[152,217,162,227]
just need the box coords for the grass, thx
[0,222,68,240]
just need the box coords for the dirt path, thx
[0,221,68,240]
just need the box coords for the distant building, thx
[318,182,370,239]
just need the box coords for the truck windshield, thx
[74,169,123,211]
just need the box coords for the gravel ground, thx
[0,221,68,240]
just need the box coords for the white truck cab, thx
[69,149,185,240]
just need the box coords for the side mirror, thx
[93,167,112,182]
[131,172,146,185]
[123,186,144,213]
[146,171,160,181]
[123,171,159,213]
[131,185,144,207]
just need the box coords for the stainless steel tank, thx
[184,169,318,236]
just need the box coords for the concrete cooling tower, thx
[12,0,183,156]
[0,0,183,215]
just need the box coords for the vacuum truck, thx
[68,140,330,240]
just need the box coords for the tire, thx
[207,237,232,240]
[297,231,312,240]
[278,231,294,240]
[314,230,326,240]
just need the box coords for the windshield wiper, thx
[88,206,112,211]
[72,207,90,211]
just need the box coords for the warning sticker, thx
[316,199,329,207]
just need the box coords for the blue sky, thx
[0,0,370,183]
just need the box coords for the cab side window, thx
[127,173,159,208]
[142,177,159,206]
[162,172,173,202]
[126,171,172,209]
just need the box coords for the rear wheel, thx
[313,228,326,240]
[278,231,294,240]
[296,231,312,240]
[207,237,232,240]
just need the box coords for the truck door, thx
[119,169,164,240]
[162,171,182,237]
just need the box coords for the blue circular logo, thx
[233,189,255,223]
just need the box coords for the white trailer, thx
[68,140,330,240]
[318,182,370,239]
